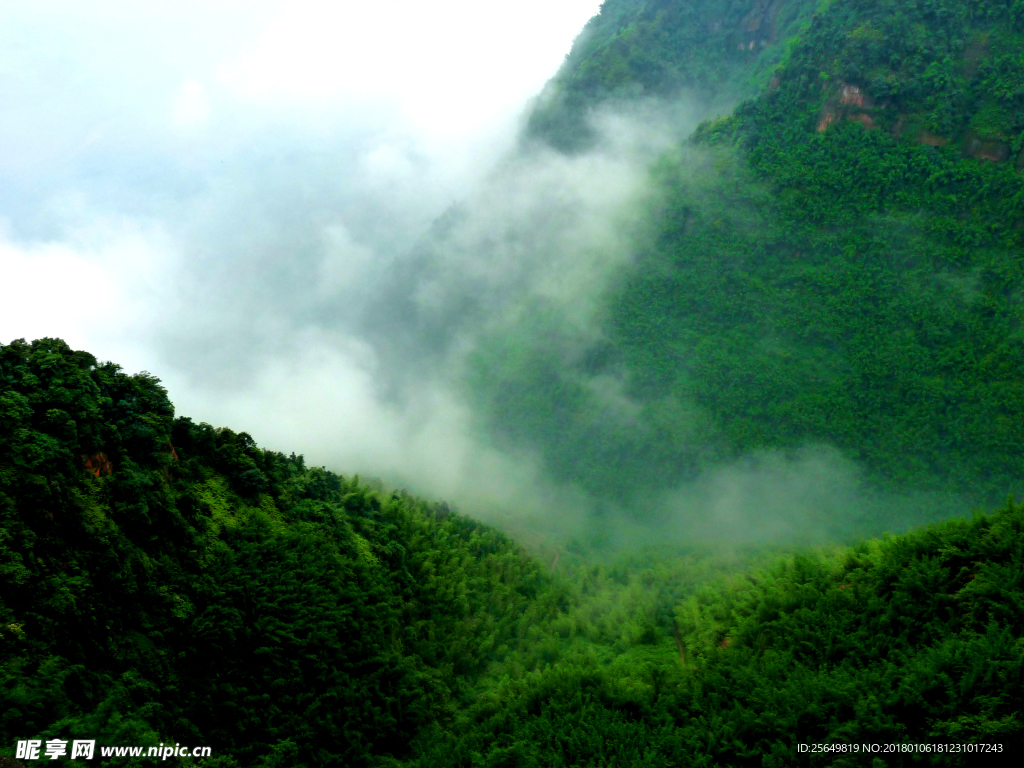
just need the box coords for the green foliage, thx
[606,145,1024,502]
[469,0,1024,517]
[3,340,1024,765]
[406,502,1024,766]
[0,339,549,766]
[527,0,822,151]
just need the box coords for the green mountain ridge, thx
[464,0,1024,523]
[0,337,555,766]
[526,0,824,152]
[2,338,1023,765]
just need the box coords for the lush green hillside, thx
[527,0,822,151]
[0,338,556,766]
[468,0,1024,519]
[3,339,1022,765]
[411,502,1024,766]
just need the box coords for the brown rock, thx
[847,113,877,129]
[839,84,873,108]
[965,137,1010,162]
[83,452,113,477]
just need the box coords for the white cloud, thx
[1,236,118,351]
[0,219,180,374]
[0,0,609,516]
[172,80,211,127]
[168,327,587,522]
[316,224,375,298]
[216,0,601,136]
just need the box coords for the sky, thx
[0,0,609,508]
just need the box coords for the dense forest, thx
[2,339,1022,765]
[463,0,1024,526]
[6,0,1024,765]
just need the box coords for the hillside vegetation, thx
[7,0,1024,765]
[468,0,1024,519]
[0,338,553,765]
[527,0,823,151]
[2,339,1023,765]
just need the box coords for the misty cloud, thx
[2,1,966,548]
[1,0,615,514]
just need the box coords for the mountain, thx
[7,0,1024,764]
[460,0,1024,525]
[2,338,1022,765]
[0,338,551,766]
[526,0,822,151]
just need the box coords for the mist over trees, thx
[5,0,1024,765]
[365,0,1024,536]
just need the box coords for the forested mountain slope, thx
[524,0,827,150]
[465,0,1024,523]
[2,339,1022,765]
[0,338,555,766]
[527,0,822,151]
[411,503,1024,766]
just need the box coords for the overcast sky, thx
[1,0,607,503]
